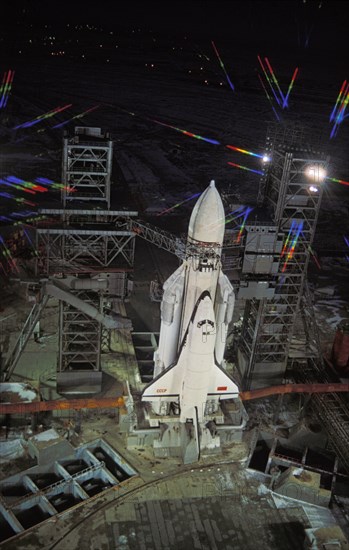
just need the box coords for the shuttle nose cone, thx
[188,180,225,245]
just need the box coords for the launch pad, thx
[1,124,349,546]
[130,400,247,464]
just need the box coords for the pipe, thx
[2,383,348,414]
[0,396,125,414]
[240,383,349,401]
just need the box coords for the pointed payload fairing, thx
[142,181,238,438]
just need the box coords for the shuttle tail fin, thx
[181,407,200,464]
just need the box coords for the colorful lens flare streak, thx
[209,206,245,230]
[264,57,286,106]
[10,211,37,218]
[330,100,348,138]
[258,56,298,110]
[257,55,282,106]
[281,221,303,272]
[34,177,74,192]
[236,207,253,243]
[227,161,263,176]
[0,70,15,109]
[334,87,349,125]
[157,193,200,216]
[282,67,299,109]
[14,104,73,129]
[330,82,349,138]
[121,107,267,162]
[1,175,74,195]
[308,245,321,270]
[226,144,263,159]
[151,119,220,145]
[0,191,36,206]
[257,74,281,122]
[223,206,246,226]
[52,105,100,129]
[0,178,36,195]
[0,235,19,273]
[6,176,48,193]
[329,80,347,122]
[23,228,38,256]
[326,176,349,186]
[211,41,235,92]
[281,220,296,258]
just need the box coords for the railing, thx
[8,462,106,507]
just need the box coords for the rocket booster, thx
[142,181,238,423]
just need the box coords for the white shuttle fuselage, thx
[142,181,239,427]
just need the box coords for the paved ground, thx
[1,463,323,550]
[108,497,306,550]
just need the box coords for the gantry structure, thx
[238,124,329,390]
[236,124,349,472]
[35,127,137,393]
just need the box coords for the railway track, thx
[45,461,237,550]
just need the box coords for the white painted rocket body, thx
[142,181,238,425]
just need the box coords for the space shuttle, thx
[142,181,239,458]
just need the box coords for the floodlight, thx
[305,165,326,183]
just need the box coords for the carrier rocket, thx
[142,181,239,452]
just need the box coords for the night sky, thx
[0,1,347,79]
[0,1,348,191]
[2,0,349,50]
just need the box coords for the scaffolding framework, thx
[62,128,113,208]
[58,289,102,372]
[36,210,137,275]
[34,206,137,392]
[239,125,329,389]
[28,127,137,392]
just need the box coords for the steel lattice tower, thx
[35,128,137,393]
[239,124,329,390]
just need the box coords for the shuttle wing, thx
[141,354,185,402]
[207,364,239,398]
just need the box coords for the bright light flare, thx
[309,186,318,193]
[305,165,326,183]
